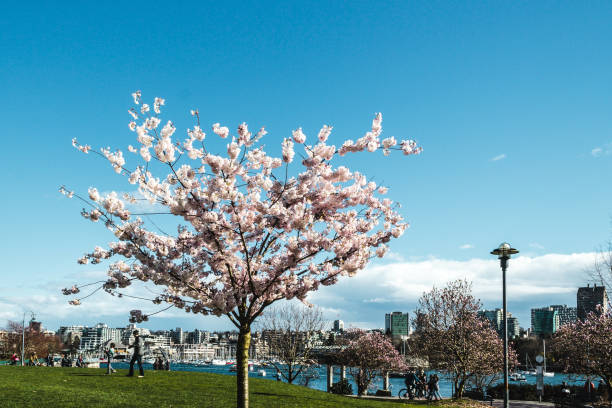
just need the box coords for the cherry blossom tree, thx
[60,92,421,408]
[340,330,407,396]
[411,280,517,397]
[553,308,612,396]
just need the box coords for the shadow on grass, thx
[252,392,295,398]
[68,373,110,377]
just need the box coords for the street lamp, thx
[491,242,518,408]
[21,311,35,367]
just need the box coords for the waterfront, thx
[109,361,592,397]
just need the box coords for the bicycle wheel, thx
[398,388,409,399]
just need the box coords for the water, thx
[109,361,593,397]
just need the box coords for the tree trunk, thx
[237,326,251,408]
[457,377,466,398]
[358,368,367,396]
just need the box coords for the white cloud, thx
[308,252,597,330]
[529,242,545,250]
[381,251,406,262]
[459,244,474,250]
[490,154,506,161]
[2,253,598,333]
[591,147,603,157]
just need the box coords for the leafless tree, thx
[1,321,62,360]
[257,304,326,384]
[590,241,612,289]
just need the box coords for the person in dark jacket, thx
[127,330,145,377]
[404,369,420,399]
[60,353,72,367]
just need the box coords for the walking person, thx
[127,330,145,377]
[418,370,427,398]
[105,342,117,374]
[427,374,435,400]
[431,374,442,401]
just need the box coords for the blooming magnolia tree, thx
[553,308,612,396]
[60,92,421,408]
[339,330,407,396]
[411,280,517,397]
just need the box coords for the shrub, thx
[486,383,602,402]
[330,379,353,395]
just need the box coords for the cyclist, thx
[404,369,420,399]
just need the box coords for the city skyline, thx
[12,280,607,334]
[2,2,612,332]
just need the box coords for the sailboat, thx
[543,339,554,377]
[523,354,537,376]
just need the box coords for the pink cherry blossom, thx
[62,91,422,408]
[339,329,407,396]
[292,127,306,143]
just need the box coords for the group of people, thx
[8,352,54,367]
[153,357,170,371]
[404,369,442,401]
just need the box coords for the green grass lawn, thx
[0,366,485,408]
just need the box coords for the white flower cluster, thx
[59,186,74,198]
[101,147,126,174]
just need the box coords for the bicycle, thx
[398,386,416,400]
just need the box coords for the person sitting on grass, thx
[60,353,72,367]
[127,330,145,378]
[29,352,39,366]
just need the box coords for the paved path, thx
[347,395,557,407]
[491,400,555,408]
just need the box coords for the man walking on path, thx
[127,330,145,377]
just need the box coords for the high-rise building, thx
[549,305,577,326]
[480,309,503,332]
[507,316,520,339]
[58,326,84,344]
[332,320,344,332]
[28,321,42,333]
[479,309,520,339]
[385,312,410,337]
[171,327,185,344]
[531,307,559,336]
[187,329,209,344]
[80,323,123,351]
[577,284,609,320]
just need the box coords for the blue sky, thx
[2,1,612,331]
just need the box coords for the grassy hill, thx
[0,366,486,408]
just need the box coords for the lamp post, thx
[491,242,519,408]
[21,311,35,367]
